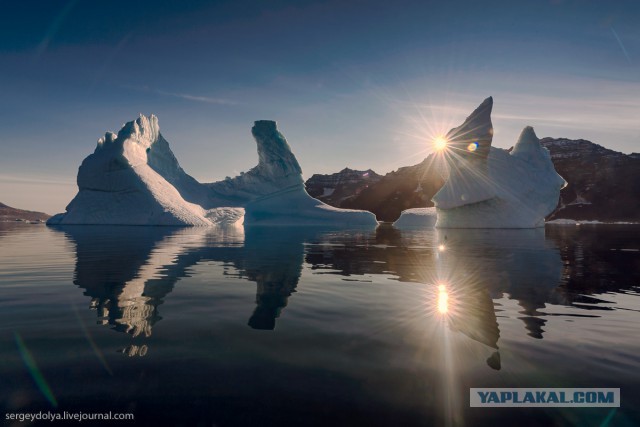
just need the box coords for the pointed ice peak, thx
[475,95,492,112]
[446,96,493,160]
[455,96,493,133]
[511,126,556,170]
[251,120,302,177]
[511,126,542,155]
[117,114,160,144]
[516,126,537,144]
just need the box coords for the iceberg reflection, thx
[62,226,189,339]
[55,225,377,347]
[434,228,562,340]
[52,222,636,370]
[303,226,564,368]
[430,228,562,368]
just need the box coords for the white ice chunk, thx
[393,207,437,228]
[435,125,565,228]
[395,98,566,229]
[48,116,377,227]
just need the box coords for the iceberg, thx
[392,207,437,228]
[48,116,377,227]
[395,97,566,229]
[228,121,377,226]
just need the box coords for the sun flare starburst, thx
[437,284,449,314]
[434,136,448,151]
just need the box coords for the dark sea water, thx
[0,222,639,426]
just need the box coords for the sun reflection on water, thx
[437,284,449,314]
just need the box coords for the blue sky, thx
[1,0,639,213]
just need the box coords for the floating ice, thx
[393,207,437,228]
[48,116,377,227]
[395,97,566,229]
[48,115,215,226]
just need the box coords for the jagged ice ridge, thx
[48,116,377,227]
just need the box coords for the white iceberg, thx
[47,115,218,226]
[222,121,377,226]
[395,97,566,229]
[392,207,437,228]
[48,116,377,227]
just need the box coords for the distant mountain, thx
[306,157,445,222]
[305,168,382,206]
[540,138,640,222]
[306,138,640,222]
[0,202,50,222]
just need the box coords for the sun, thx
[434,136,448,151]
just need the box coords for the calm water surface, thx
[0,222,639,426]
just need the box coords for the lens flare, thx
[434,136,448,151]
[467,142,478,152]
[14,332,58,407]
[437,284,449,314]
[438,244,446,252]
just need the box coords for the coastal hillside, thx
[0,202,50,222]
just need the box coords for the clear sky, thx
[1,0,639,214]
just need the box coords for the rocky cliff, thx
[540,138,640,221]
[305,168,382,206]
